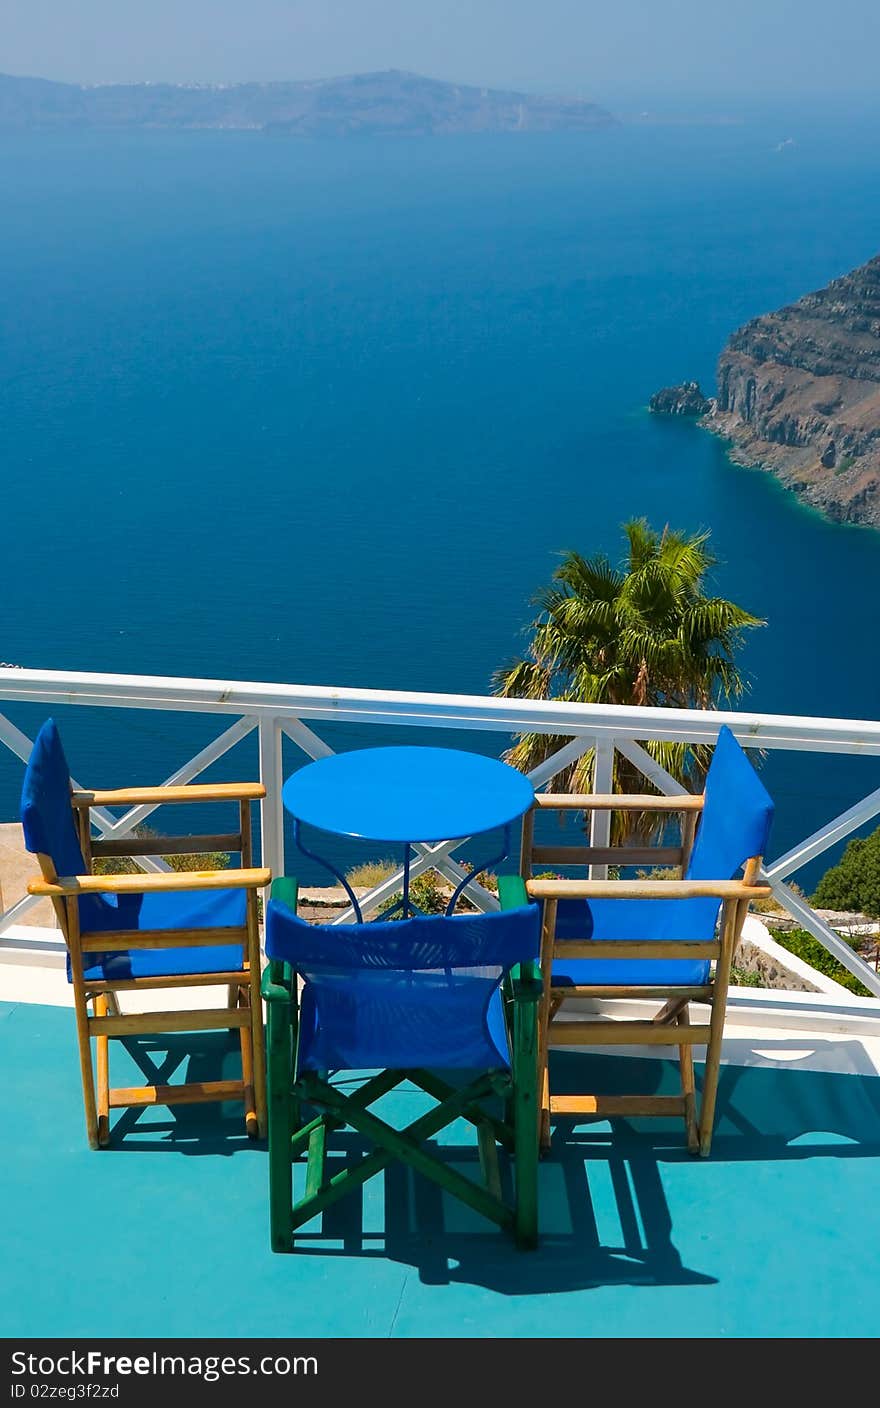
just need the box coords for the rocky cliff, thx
[707,254,880,526]
[649,381,713,416]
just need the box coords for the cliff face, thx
[708,254,880,525]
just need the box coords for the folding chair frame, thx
[521,793,770,1156]
[27,782,270,1148]
[262,875,542,1251]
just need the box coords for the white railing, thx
[1,665,880,1001]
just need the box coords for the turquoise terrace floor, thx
[3,999,880,1339]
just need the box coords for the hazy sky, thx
[3,0,878,101]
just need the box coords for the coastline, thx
[701,252,880,530]
[699,410,880,531]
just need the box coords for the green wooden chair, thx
[261,875,542,1252]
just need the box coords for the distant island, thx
[652,254,880,527]
[0,69,615,136]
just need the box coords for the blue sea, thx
[2,116,880,876]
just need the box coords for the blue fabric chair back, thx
[266,901,540,1072]
[20,719,87,881]
[551,725,775,985]
[20,718,128,936]
[686,726,774,883]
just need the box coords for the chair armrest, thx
[270,877,299,911]
[70,782,266,808]
[28,866,271,897]
[534,793,703,812]
[526,878,770,901]
[261,965,294,1003]
[497,874,529,910]
[509,961,543,1003]
[497,878,543,999]
[262,881,300,1001]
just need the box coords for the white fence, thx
[1,666,879,1001]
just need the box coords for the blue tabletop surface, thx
[282,746,534,843]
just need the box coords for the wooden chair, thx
[21,718,270,1148]
[261,874,542,1251]
[521,727,773,1155]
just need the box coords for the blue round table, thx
[282,746,534,919]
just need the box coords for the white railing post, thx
[590,736,614,879]
[258,715,285,883]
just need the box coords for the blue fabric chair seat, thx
[295,981,511,1073]
[267,902,540,1073]
[552,896,714,987]
[78,886,246,982]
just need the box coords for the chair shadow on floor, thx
[302,1135,717,1296]
[286,1048,880,1295]
[99,1039,880,1295]
[102,1032,263,1155]
[286,1053,709,1294]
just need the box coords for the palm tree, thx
[493,519,764,832]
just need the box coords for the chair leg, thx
[308,1075,514,1231]
[65,896,100,1149]
[266,995,294,1252]
[513,999,539,1250]
[237,990,258,1139]
[72,986,100,1150]
[537,898,557,1153]
[94,996,111,1148]
[677,1006,699,1154]
[245,894,267,1138]
[539,1059,551,1152]
[698,897,742,1156]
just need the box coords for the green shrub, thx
[456,861,500,894]
[767,925,872,996]
[730,965,763,987]
[380,870,448,919]
[411,872,447,913]
[812,827,880,918]
[346,858,398,889]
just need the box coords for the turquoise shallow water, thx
[1,120,880,871]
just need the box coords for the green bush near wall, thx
[767,925,872,996]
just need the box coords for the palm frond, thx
[493,519,763,801]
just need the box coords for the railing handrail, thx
[3,666,880,752]
[3,664,880,1001]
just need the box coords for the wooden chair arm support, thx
[28,866,272,897]
[70,782,266,808]
[526,878,770,901]
[534,793,704,812]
